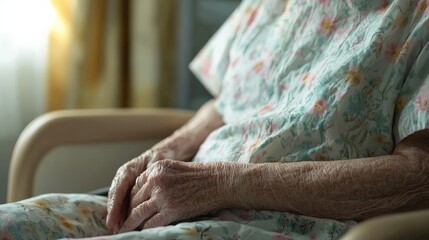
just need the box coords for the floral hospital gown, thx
[1,0,429,239]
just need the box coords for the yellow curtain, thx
[47,0,72,111]
[129,0,178,108]
[158,0,178,107]
[47,0,177,111]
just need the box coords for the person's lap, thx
[0,193,355,240]
[0,194,111,239]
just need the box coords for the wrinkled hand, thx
[118,160,233,232]
[106,149,175,232]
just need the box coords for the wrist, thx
[225,163,282,210]
[207,162,250,209]
[151,131,200,161]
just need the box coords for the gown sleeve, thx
[394,42,429,143]
[189,0,261,96]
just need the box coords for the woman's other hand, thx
[106,100,225,232]
[105,148,175,232]
[106,100,224,232]
[119,160,234,232]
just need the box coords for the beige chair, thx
[7,108,195,202]
[7,109,429,239]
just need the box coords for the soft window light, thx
[0,0,56,48]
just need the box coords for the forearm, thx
[152,99,224,161]
[228,131,429,220]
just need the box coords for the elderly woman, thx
[1,0,429,239]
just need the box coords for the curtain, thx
[47,0,178,111]
[0,0,53,203]
[0,0,177,204]
[130,0,178,108]
[48,0,126,110]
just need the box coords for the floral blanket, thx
[0,194,355,239]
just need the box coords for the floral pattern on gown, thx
[1,0,429,239]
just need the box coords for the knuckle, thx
[146,150,163,165]
[146,171,166,187]
[154,159,171,168]
[153,160,164,168]
[134,152,151,166]
[152,152,166,162]
[145,149,156,159]
[138,151,151,160]
[151,151,159,159]
[133,156,146,167]
[121,162,133,173]
[149,160,164,173]
[151,173,166,185]
[125,161,140,174]
[122,165,133,176]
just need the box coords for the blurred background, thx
[0,0,240,203]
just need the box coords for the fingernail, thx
[105,217,112,229]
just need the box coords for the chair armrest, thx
[340,209,429,240]
[7,108,195,203]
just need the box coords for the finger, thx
[130,172,147,198]
[117,192,130,232]
[106,162,141,229]
[119,199,158,233]
[130,176,141,198]
[130,182,152,210]
[143,211,175,229]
